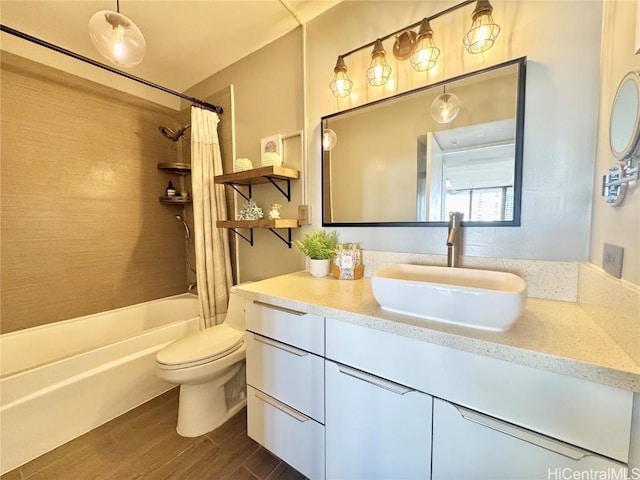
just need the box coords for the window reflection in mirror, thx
[321,57,526,227]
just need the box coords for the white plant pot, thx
[308,258,331,277]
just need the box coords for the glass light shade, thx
[323,129,338,151]
[463,6,501,54]
[89,10,146,67]
[431,92,460,124]
[329,56,353,98]
[366,40,392,87]
[410,35,440,72]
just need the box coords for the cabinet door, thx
[432,398,628,480]
[325,360,432,480]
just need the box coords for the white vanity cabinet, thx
[245,301,325,480]
[325,359,433,479]
[432,398,627,480]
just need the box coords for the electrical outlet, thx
[603,243,624,278]
[298,205,310,225]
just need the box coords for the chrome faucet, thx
[187,281,197,293]
[447,212,463,267]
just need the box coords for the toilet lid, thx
[156,324,244,369]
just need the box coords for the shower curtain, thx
[191,106,233,329]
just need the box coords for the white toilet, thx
[156,289,247,437]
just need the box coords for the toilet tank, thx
[225,288,248,331]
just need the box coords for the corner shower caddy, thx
[157,162,192,204]
[214,166,300,248]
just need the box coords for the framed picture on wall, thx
[260,134,283,167]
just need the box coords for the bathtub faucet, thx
[187,282,197,293]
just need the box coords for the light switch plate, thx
[603,243,624,278]
[298,205,310,225]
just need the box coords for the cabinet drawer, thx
[247,386,324,480]
[326,317,633,462]
[246,332,324,422]
[432,398,627,480]
[246,301,324,356]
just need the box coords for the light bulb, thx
[410,19,440,72]
[366,40,392,87]
[431,92,460,124]
[323,129,338,151]
[89,10,146,67]
[463,0,501,54]
[329,56,353,98]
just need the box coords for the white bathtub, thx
[0,293,200,474]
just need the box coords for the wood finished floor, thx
[2,388,306,480]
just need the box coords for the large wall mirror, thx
[322,57,526,227]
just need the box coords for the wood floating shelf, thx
[214,166,300,202]
[157,163,191,175]
[217,218,299,248]
[159,196,192,205]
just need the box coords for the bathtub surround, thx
[190,106,233,328]
[0,52,187,334]
[0,294,200,475]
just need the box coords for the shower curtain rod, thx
[0,24,223,115]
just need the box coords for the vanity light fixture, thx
[463,0,501,54]
[329,56,353,98]
[89,0,146,67]
[410,18,440,72]
[366,40,392,86]
[328,0,502,97]
[431,87,460,124]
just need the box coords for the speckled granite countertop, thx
[236,271,640,392]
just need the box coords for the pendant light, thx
[410,19,440,72]
[322,129,338,151]
[329,56,354,98]
[89,0,146,67]
[463,0,501,54]
[366,39,392,87]
[431,88,460,124]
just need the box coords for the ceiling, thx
[0,0,340,92]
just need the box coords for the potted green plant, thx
[294,229,337,277]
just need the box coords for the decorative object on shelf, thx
[166,181,176,197]
[333,243,364,280]
[261,152,283,167]
[268,203,282,220]
[294,229,337,277]
[89,0,146,67]
[237,200,263,220]
[328,0,502,97]
[260,134,283,167]
[233,157,253,172]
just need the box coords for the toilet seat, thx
[157,324,244,370]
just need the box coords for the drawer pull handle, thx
[336,363,413,395]
[254,390,310,423]
[453,404,590,461]
[253,301,304,316]
[253,334,308,357]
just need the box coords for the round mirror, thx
[610,71,640,160]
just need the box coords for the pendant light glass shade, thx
[431,92,460,124]
[89,10,146,67]
[322,129,338,151]
[366,40,392,86]
[410,19,440,72]
[463,0,501,54]
[329,56,353,98]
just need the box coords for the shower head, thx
[175,214,191,242]
[159,124,191,142]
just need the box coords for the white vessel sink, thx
[371,264,527,332]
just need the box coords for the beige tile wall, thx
[1,53,187,333]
